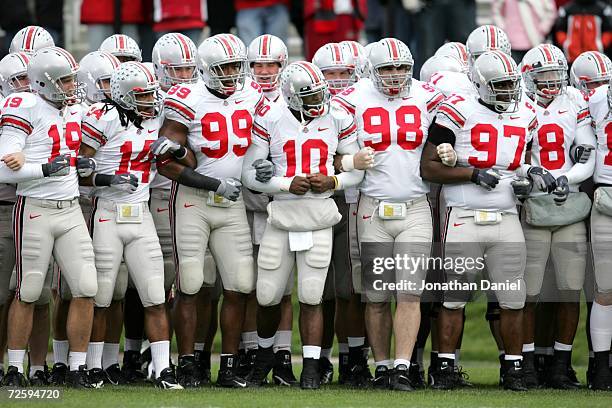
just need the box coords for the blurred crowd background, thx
[0,0,609,79]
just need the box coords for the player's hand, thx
[511,177,532,199]
[527,166,556,193]
[569,144,594,164]
[42,154,71,177]
[110,173,139,193]
[437,143,457,167]
[307,173,335,193]
[216,177,242,201]
[1,152,25,171]
[553,175,570,206]
[252,159,274,183]
[289,176,310,195]
[76,156,96,177]
[471,168,501,191]
[353,147,375,170]
[150,136,181,156]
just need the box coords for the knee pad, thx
[258,238,283,271]
[553,242,587,291]
[141,275,165,307]
[178,259,204,295]
[497,278,526,310]
[17,270,45,303]
[256,276,283,307]
[298,274,327,305]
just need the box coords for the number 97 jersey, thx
[163,78,265,180]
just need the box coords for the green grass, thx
[2,364,608,408]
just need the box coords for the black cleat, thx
[547,359,580,390]
[391,364,414,391]
[567,365,580,388]
[319,357,333,384]
[338,353,349,385]
[29,369,50,386]
[408,363,426,389]
[348,362,372,388]
[49,363,68,386]
[430,361,457,390]
[66,365,96,389]
[176,356,201,388]
[2,366,28,387]
[454,366,473,388]
[87,368,106,388]
[502,360,528,392]
[217,369,247,388]
[535,354,551,388]
[121,351,146,384]
[236,349,256,379]
[246,346,274,387]
[155,367,183,389]
[194,350,211,385]
[272,350,297,386]
[300,358,320,389]
[590,357,612,391]
[104,363,126,385]
[522,352,539,389]
[372,366,391,389]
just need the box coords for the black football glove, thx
[553,175,570,206]
[471,168,502,191]
[527,166,557,194]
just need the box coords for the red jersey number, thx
[200,110,253,158]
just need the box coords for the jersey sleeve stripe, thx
[1,114,33,135]
[338,122,357,140]
[437,104,466,127]
[577,109,590,122]
[333,97,356,115]
[164,99,195,121]
[81,123,105,144]
[252,123,269,140]
[528,117,538,132]
[426,93,445,113]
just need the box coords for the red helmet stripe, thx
[350,42,358,57]
[54,47,78,69]
[24,26,37,51]
[136,62,155,83]
[102,52,119,68]
[117,35,126,51]
[457,44,468,62]
[593,52,607,75]
[217,36,234,57]
[488,26,497,49]
[541,45,554,63]
[388,39,399,60]
[261,35,270,57]
[18,52,29,65]
[296,61,321,84]
[332,43,342,63]
[175,33,192,61]
[498,52,513,74]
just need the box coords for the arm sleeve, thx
[0,129,44,183]
[426,121,456,146]
[564,125,596,185]
[335,139,364,189]
[241,139,294,194]
[81,114,108,150]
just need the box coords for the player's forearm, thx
[421,160,474,184]
[0,162,44,183]
[176,147,197,168]
[242,166,292,194]
[335,169,364,190]
[565,155,595,185]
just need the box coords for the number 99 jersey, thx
[0,92,82,200]
[589,84,612,184]
[436,93,538,213]
[332,77,445,202]
[163,77,265,180]
[81,103,159,203]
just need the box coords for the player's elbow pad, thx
[177,167,221,192]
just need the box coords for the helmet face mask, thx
[111,61,163,118]
[521,44,568,105]
[374,63,412,97]
[281,62,330,119]
[486,77,522,112]
[247,34,288,91]
[95,76,111,99]
[8,73,30,93]
[312,43,356,95]
[321,67,355,95]
[50,73,85,106]
[131,89,163,118]
[472,50,522,113]
[210,60,247,95]
[570,51,612,93]
[251,61,281,91]
[298,84,330,118]
[532,69,566,101]
[164,64,197,85]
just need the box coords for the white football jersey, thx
[436,93,538,213]
[251,102,357,200]
[82,103,160,204]
[429,71,475,97]
[0,92,82,200]
[149,89,172,190]
[589,84,612,185]
[163,77,265,180]
[333,78,444,202]
[529,87,592,187]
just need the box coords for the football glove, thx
[527,166,557,193]
[42,154,71,177]
[252,159,274,183]
[553,175,570,206]
[511,177,532,200]
[569,144,594,164]
[471,168,501,191]
[437,143,457,167]
[216,178,242,201]
[76,156,96,177]
[110,173,139,193]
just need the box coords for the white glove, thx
[437,143,457,167]
[341,147,375,171]
[150,136,181,156]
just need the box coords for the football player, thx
[332,38,444,391]
[421,50,555,391]
[242,61,367,389]
[0,47,98,388]
[570,51,612,94]
[519,44,595,389]
[78,61,181,389]
[153,33,263,388]
[244,34,297,385]
[99,34,143,63]
[434,42,469,71]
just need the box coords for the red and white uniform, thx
[437,94,538,213]
[429,71,475,98]
[163,77,265,180]
[333,78,444,202]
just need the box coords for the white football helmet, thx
[281,61,330,119]
[312,43,356,94]
[197,34,247,95]
[111,62,162,118]
[570,51,612,93]
[9,26,55,55]
[466,25,511,64]
[420,55,466,82]
[340,40,369,78]
[435,42,469,72]
[99,34,142,62]
[78,51,120,104]
[0,52,31,96]
[28,47,84,106]
[471,50,522,113]
[521,44,568,103]
[152,33,198,89]
[247,34,288,91]
[369,38,414,98]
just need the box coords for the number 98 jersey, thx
[332,78,445,202]
[81,103,159,204]
[0,92,82,200]
[163,78,265,180]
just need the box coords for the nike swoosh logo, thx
[98,218,111,222]
[509,116,520,120]
[558,110,568,114]
[70,111,78,116]
[29,214,41,219]
[235,100,244,104]
[453,223,465,227]
[352,211,357,216]
[156,208,168,213]
[148,129,156,134]
[234,379,247,387]
[318,127,329,131]
[362,215,371,220]
[183,203,195,208]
